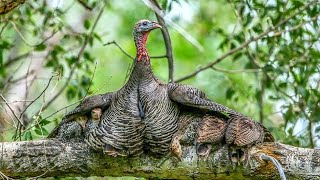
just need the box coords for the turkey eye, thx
[142,22,148,26]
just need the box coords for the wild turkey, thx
[85,20,163,156]
[64,19,273,161]
[123,20,275,160]
[47,92,113,140]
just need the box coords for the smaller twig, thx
[17,101,81,137]
[2,61,24,93]
[81,62,98,101]
[104,41,134,60]
[150,55,167,59]
[43,101,81,120]
[261,154,286,180]
[18,76,54,119]
[0,21,9,37]
[4,52,31,68]
[0,106,14,126]
[0,94,24,128]
[10,21,60,47]
[142,0,204,51]
[211,66,262,73]
[9,70,35,84]
[77,0,93,10]
[0,100,34,104]
[150,0,174,82]
[267,13,320,38]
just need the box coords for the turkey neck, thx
[131,31,157,82]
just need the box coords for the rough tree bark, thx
[0,140,319,179]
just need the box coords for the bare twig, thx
[150,0,174,83]
[12,76,53,140]
[77,0,93,10]
[211,66,261,73]
[267,13,320,38]
[150,55,167,59]
[175,0,319,82]
[142,0,204,51]
[81,62,98,101]
[8,70,35,84]
[42,101,81,120]
[19,76,54,119]
[0,21,9,37]
[3,52,31,68]
[40,2,106,112]
[104,41,134,60]
[0,94,24,128]
[10,22,60,47]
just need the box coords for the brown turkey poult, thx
[225,114,274,164]
[47,93,113,141]
[47,107,103,142]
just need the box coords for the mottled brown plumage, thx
[197,114,228,144]
[226,114,274,147]
[86,20,164,156]
[48,107,102,142]
[81,19,274,161]
[225,114,274,163]
[168,86,274,161]
[170,112,201,159]
[47,92,112,140]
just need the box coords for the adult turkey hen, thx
[123,20,275,161]
[85,20,163,156]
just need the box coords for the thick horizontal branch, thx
[0,140,319,179]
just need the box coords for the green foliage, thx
[0,0,319,148]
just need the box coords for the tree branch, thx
[0,140,319,179]
[104,41,134,60]
[175,0,319,83]
[150,0,174,83]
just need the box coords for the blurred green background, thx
[0,0,319,149]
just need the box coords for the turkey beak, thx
[80,120,86,129]
[151,22,162,30]
[77,117,87,129]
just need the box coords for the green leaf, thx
[94,33,102,43]
[84,19,91,30]
[40,119,51,126]
[35,44,47,51]
[226,88,235,99]
[35,127,49,136]
[24,131,33,140]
